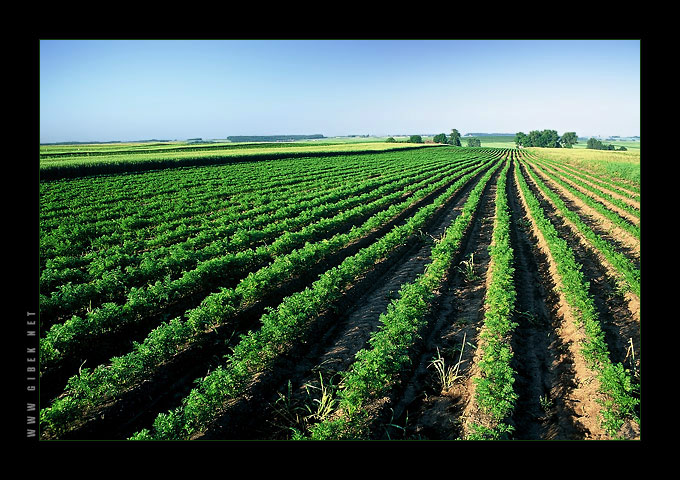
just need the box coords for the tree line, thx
[389,129,628,152]
[514,130,578,148]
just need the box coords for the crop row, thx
[40,156,468,325]
[522,152,640,238]
[527,154,640,204]
[465,158,517,439]
[40,151,412,262]
[39,142,433,180]
[126,155,502,440]
[300,157,503,440]
[518,156,640,298]
[513,157,639,437]
[39,154,489,375]
[40,149,503,438]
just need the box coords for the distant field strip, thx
[39,141,437,179]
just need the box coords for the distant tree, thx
[466,138,481,147]
[541,129,561,148]
[409,135,423,143]
[449,129,461,146]
[560,132,578,148]
[385,137,397,143]
[618,145,627,151]
[433,133,448,144]
[516,129,562,148]
[586,137,605,150]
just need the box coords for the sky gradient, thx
[39,39,641,143]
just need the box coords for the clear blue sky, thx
[39,39,640,143]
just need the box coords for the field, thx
[38,141,641,441]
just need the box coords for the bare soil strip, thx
[371,164,501,440]
[515,160,640,440]
[520,160,641,359]
[527,158,639,228]
[536,159,640,211]
[160,162,496,440]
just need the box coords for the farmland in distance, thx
[37,140,641,441]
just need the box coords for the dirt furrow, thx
[514,160,636,440]
[505,160,583,439]
[375,163,501,440]
[536,159,640,211]
[525,159,640,264]
[525,157,639,228]
[520,161,640,367]
[50,161,486,440]
[192,161,497,440]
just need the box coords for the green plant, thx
[428,334,466,392]
[303,372,338,423]
[457,253,478,282]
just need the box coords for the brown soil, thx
[46,162,481,440]
[43,150,641,442]
[521,159,641,365]
[528,160,640,265]
[515,158,640,440]
[193,162,496,440]
[530,158,639,228]
[537,159,640,211]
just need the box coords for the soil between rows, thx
[48,158,497,440]
[514,155,640,440]
[519,159,640,374]
[39,165,460,403]
[192,160,501,440]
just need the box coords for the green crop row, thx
[525,152,640,222]
[39,156,484,373]
[514,160,639,438]
[126,157,500,440]
[40,151,399,264]
[519,158,640,297]
[39,143,435,180]
[466,159,518,440]
[301,158,503,440]
[40,157,464,327]
[527,153,640,204]
[41,152,500,439]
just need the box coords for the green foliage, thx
[304,155,504,440]
[586,137,627,151]
[560,131,578,148]
[514,158,639,438]
[433,133,448,144]
[515,129,561,148]
[408,135,423,143]
[466,138,481,147]
[449,129,461,146]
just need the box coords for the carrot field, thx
[37,142,641,441]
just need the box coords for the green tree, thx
[433,133,448,144]
[467,138,481,147]
[587,137,604,150]
[385,137,396,143]
[540,129,560,148]
[515,132,527,147]
[449,129,461,146]
[560,132,578,148]
[408,135,423,143]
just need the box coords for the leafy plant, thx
[428,336,466,392]
[457,253,478,282]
